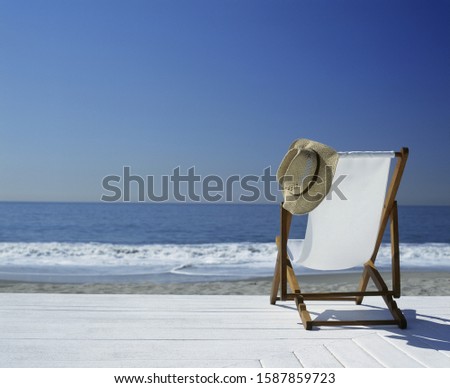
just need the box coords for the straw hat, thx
[277,138,339,214]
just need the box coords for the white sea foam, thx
[0,241,448,282]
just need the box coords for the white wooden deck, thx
[0,294,449,368]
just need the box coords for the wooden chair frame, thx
[270,148,409,330]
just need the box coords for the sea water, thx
[0,202,449,283]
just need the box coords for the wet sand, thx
[0,271,449,295]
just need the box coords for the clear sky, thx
[1,0,449,204]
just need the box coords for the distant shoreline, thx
[1,201,450,206]
[1,271,449,296]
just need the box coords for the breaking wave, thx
[0,241,448,282]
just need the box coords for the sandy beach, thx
[0,271,448,295]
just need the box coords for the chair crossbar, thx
[309,319,401,327]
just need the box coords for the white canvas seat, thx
[288,152,394,270]
[270,148,409,330]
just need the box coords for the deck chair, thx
[270,148,409,330]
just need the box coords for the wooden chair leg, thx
[295,296,313,330]
[273,233,301,303]
[356,264,370,305]
[270,249,281,305]
[367,263,407,329]
[390,201,401,298]
[386,298,407,329]
[287,259,300,294]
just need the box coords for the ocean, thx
[0,202,449,283]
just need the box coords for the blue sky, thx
[1,0,449,204]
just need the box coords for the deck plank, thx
[323,339,383,367]
[353,333,424,367]
[294,345,344,368]
[260,352,302,368]
[0,294,449,368]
